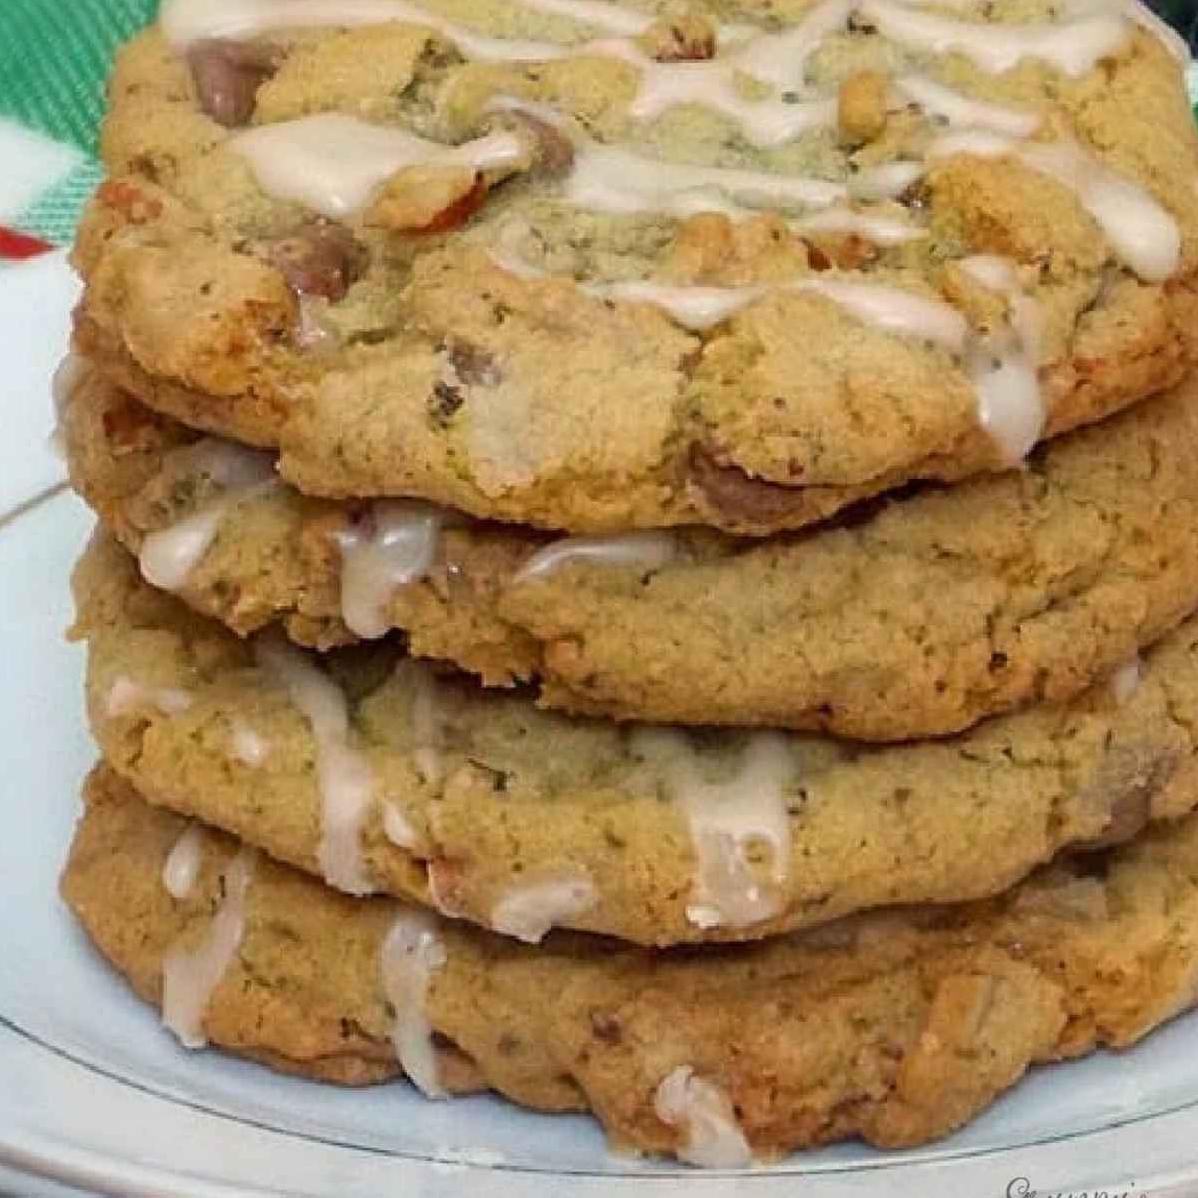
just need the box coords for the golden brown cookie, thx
[73,0,1198,534]
[63,764,1198,1165]
[66,365,1198,739]
[75,532,1198,947]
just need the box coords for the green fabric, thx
[17,159,106,247]
[0,0,156,157]
[0,0,157,244]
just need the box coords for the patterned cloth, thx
[0,0,1195,258]
[0,0,154,253]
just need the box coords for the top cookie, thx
[74,0,1198,534]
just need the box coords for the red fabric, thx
[0,226,53,259]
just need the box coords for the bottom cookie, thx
[64,765,1198,1167]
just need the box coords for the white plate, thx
[3,261,1198,1198]
[0,251,79,513]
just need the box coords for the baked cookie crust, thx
[63,764,1198,1164]
[75,532,1198,946]
[66,366,1198,739]
[73,0,1198,534]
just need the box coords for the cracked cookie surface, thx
[73,0,1198,534]
[74,532,1198,946]
[63,764,1198,1164]
[66,366,1198,739]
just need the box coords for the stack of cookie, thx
[57,0,1198,1165]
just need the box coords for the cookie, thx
[63,764,1198,1165]
[75,532,1198,946]
[73,0,1198,534]
[66,364,1198,739]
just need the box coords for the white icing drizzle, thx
[161,846,256,1049]
[166,0,839,147]
[334,501,447,639]
[493,229,964,347]
[794,278,969,350]
[380,908,448,1098]
[849,160,924,201]
[162,823,206,900]
[489,874,598,942]
[1019,140,1181,283]
[383,801,420,849]
[654,1066,752,1168]
[929,131,1181,282]
[168,0,1165,270]
[959,254,1044,463]
[959,253,1021,294]
[598,281,765,330]
[160,0,569,60]
[162,0,1150,85]
[793,205,924,244]
[139,439,277,593]
[230,720,269,767]
[585,0,850,149]
[588,37,836,148]
[255,637,375,895]
[514,530,680,580]
[231,113,528,218]
[895,75,1040,139]
[519,0,652,36]
[733,0,854,87]
[858,0,1130,78]
[106,675,194,718]
[566,141,846,217]
[642,730,794,930]
[969,346,1041,466]
[588,276,969,349]
[1110,655,1143,704]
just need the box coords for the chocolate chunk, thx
[188,39,281,128]
[502,112,575,178]
[688,445,813,527]
[1074,753,1178,852]
[268,220,367,302]
[897,179,931,212]
[801,240,833,272]
[447,341,501,386]
[429,381,465,426]
[589,1011,623,1044]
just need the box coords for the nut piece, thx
[837,70,890,147]
[801,233,878,271]
[268,219,367,301]
[640,15,717,62]
[366,165,488,233]
[188,38,282,128]
[94,178,164,225]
